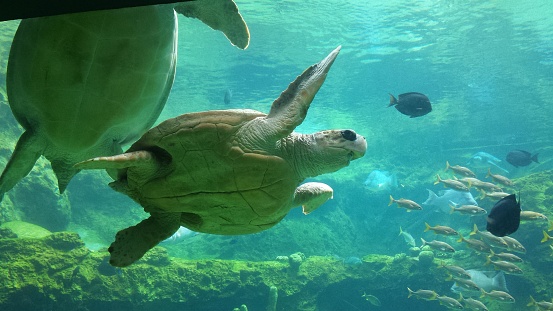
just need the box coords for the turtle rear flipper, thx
[0,130,42,201]
[109,212,181,267]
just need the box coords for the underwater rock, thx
[267,286,278,311]
[141,247,171,266]
[418,250,434,267]
[43,232,84,251]
[0,220,51,239]
[289,252,306,272]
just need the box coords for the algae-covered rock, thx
[0,220,51,239]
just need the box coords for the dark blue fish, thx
[506,150,538,167]
[388,92,432,118]
[486,194,520,237]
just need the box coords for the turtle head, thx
[295,129,366,178]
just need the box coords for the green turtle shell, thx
[118,109,302,235]
[7,6,177,164]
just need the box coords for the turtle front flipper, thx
[75,150,163,181]
[0,130,43,201]
[266,46,341,139]
[109,212,181,267]
[293,182,334,215]
[174,0,250,49]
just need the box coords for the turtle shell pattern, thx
[116,109,303,235]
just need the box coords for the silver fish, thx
[399,226,416,247]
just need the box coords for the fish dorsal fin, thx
[492,271,508,292]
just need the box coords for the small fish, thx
[506,150,538,167]
[434,175,469,192]
[460,294,489,311]
[388,92,432,118]
[488,250,522,263]
[459,178,502,192]
[527,296,553,310]
[486,194,521,237]
[437,295,464,309]
[389,195,422,211]
[424,222,458,236]
[479,190,510,201]
[450,203,486,216]
[501,236,526,253]
[470,224,509,248]
[362,293,381,306]
[407,288,438,300]
[486,169,514,187]
[446,275,481,292]
[438,263,471,279]
[520,210,548,221]
[541,230,551,243]
[399,226,416,247]
[457,234,492,253]
[480,289,515,303]
[224,89,233,105]
[485,258,523,274]
[445,161,476,177]
[421,238,455,252]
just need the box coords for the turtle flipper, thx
[75,150,162,181]
[0,130,42,201]
[292,182,334,215]
[174,0,250,49]
[266,46,340,139]
[108,212,181,267]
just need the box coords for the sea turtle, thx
[0,0,250,201]
[76,46,367,267]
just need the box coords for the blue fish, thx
[423,189,477,213]
[467,152,509,174]
[364,170,397,192]
[451,270,508,295]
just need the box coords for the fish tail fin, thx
[449,203,456,214]
[445,161,450,171]
[458,293,464,302]
[485,256,491,266]
[433,174,441,185]
[488,249,495,258]
[479,189,486,200]
[388,195,394,206]
[480,289,487,299]
[469,224,478,236]
[424,222,431,232]
[541,230,551,243]
[527,296,537,307]
[388,93,397,107]
[492,271,508,292]
[444,274,453,281]
[420,237,427,247]
[456,233,463,243]
[532,153,539,163]
[486,168,492,178]
[407,287,414,298]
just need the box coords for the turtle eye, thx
[341,130,357,141]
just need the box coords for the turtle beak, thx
[351,135,367,160]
